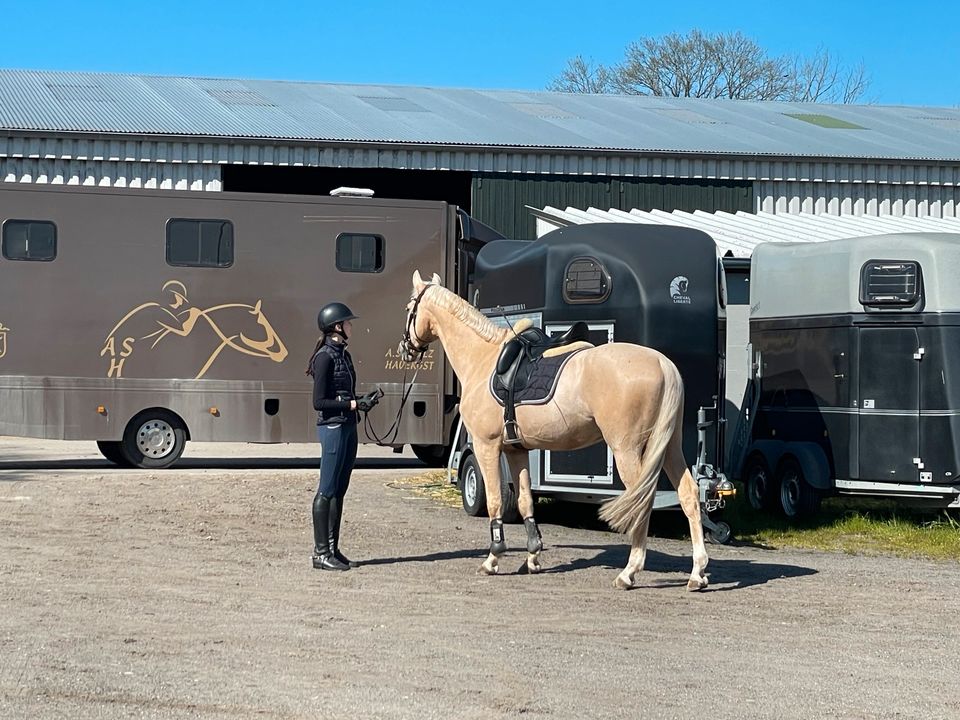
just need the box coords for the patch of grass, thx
[388,470,462,508]
[716,490,960,561]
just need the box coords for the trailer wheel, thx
[458,454,487,516]
[411,443,450,468]
[457,453,521,523]
[706,520,733,545]
[776,456,822,519]
[120,409,187,469]
[96,441,131,467]
[744,453,777,511]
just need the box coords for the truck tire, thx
[120,409,187,469]
[776,456,822,519]
[411,443,450,468]
[97,440,131,467]
[743,453,777,511]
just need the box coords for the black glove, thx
[356,388,383,413]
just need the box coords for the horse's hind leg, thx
[611,448,655,590]
[663,434,709,591]
[473,440,506,575]
[505,450,543,573]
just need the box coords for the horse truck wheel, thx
[458,454,487,516]
[776,456,822,520]
[744,453,777,511]
[120,409,187,469]
[97,441,131,467]
[411,443,450,468]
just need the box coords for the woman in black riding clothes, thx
[307,301,379,571]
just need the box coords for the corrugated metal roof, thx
[2,69,960,161]
[531,205,960,257]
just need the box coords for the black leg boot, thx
[329,495,358,568]
[312,494,349,571]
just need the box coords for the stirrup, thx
[503,420,524,446]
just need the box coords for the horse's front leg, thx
[505,449,542,573]
[473,441,506,575]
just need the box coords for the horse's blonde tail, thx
[599,355,684,536]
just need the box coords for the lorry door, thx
[857,327,920,482]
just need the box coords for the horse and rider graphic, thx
[100,280,288,378]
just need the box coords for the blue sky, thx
[2,0,958,107]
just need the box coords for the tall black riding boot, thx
[312,494,349,571]
[329,495,358,568]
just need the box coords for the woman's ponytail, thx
[305,334,326,376]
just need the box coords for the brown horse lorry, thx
[0,183,500,467]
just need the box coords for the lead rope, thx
[362,366,420,446]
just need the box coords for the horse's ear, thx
[412,270,425,290]
[431,272,442,286]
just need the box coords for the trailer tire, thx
[411,443,450,468]
[457,453,521,523]
[120,409,187,469]
[96,441,131,467]
[776,456,822,519]
[744,453,777,511]
[458,454,487,516]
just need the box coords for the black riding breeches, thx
[316,422,358,498]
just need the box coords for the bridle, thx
[365,284,432,446]
[401,285,432,363]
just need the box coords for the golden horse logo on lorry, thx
[101,280,288,379]
[0,322,9,359]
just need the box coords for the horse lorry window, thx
[2,220,57,261]
[336,233,385,273]
[562,257,610,303]
[166,219,234,268]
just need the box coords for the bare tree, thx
[546,55,614,94]
[549,31,870,103]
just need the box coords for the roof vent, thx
[330,187,375,198]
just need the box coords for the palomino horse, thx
[401,271,709,591]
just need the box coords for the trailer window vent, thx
[2,220,57,261]
[563,257,610,304]
[859,260,920,306]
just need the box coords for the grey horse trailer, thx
[730,233,960,516]
[445,223,735,542]
[0,183,499,467]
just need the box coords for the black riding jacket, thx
[311,337,358,425]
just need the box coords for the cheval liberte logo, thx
[670,276,691,305]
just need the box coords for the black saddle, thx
[492,321,590,445]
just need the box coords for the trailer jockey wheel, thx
[743,453,777,512]
[120,409,187,469]
[776,456,822,520]
[458,454,487,517]
[706,520,732,545]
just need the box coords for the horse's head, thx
[401,270,442,362]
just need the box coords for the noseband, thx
[402,285,432,361]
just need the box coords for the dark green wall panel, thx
[471,174,753,239]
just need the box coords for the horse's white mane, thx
[424,284,506,344]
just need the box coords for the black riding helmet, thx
[317,302,358,332]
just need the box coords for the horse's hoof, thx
[526,555,542,574]
[614,575,633,590]
[477,562,499,576]
[686,576,708,592]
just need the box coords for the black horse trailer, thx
[730,233,960,517]
[446,223,734,542]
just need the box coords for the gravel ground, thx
[1,435,958,720]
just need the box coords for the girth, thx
[490,321,590,446]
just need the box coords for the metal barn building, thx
[2,68,960,238]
